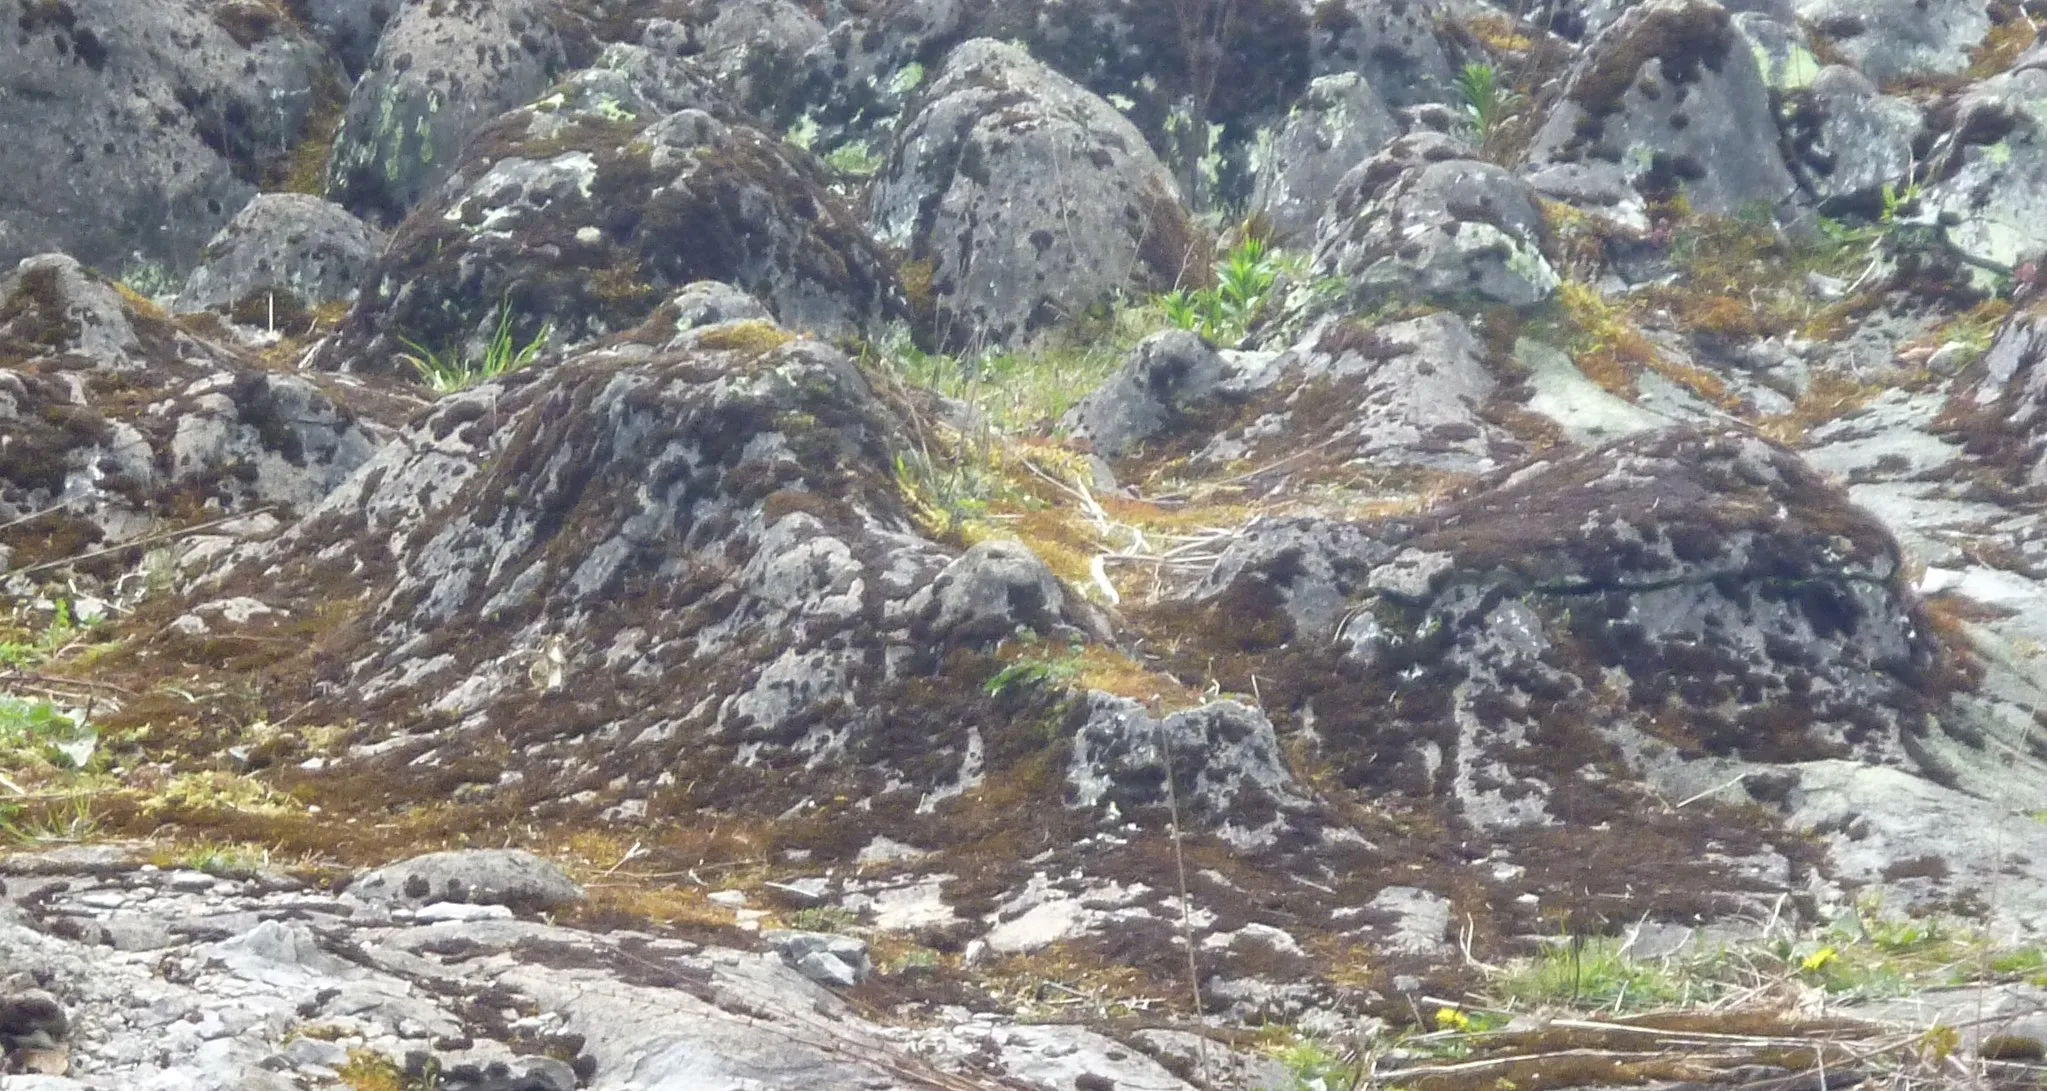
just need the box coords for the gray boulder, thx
[0,0,342,277]
[763,930,872,987]
[1313,133,1558,309]
[348,850,584,913]
[1526,0,1800,215]
[1781,66,1924,205]
[1925,68,2047,273]
[318,97,895,378]
[908,541,1106,646]
[1251,73,1403,245]
[1066,694,1312,849]
[869,39,1198,353]
[1793,0,1991,86]
[326,0,573,225]
[1063,330,1234,461]
[1943,305,2047,486]
[0,253,380,560]
[1308,0,1457,106]
[293,0,399,78]
[174,194,385,320]
[1188,312,1524,476]
[642,2,826,119]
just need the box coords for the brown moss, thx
[691,320,796,355]
[1970,4,2038,79]
[1569,2,1734,119]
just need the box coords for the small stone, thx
[707,890,748,908]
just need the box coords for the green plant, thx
[1454,63,1525,150]
[1490,935,1683,1011]
[1159,234,1290,344]
[1273,1036,1357,1091]
[789,905,860,933]
[1880,179,1923,227]
[0,793,99,845]
[822,140,886,179]
[985,641,1086,698]
[0,598,85,669]
[399,299,553,394]
[0,696,95,770]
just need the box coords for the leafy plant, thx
[789,905,861,933]
[1159,234,1291,344]
[1455,63,1526,150]
[984,642,1086,698]
[399,299,553,394]
[1491,935,1683,1011]
[822,140,886,179]
[0,696,95,770]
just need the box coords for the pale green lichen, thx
[887,62,926,96]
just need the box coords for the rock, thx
[1308,0,1458,106]
[868,38,1198,352]
[1793,0,1990,86]
[348,850,584,913]
[1312,133,1559,310]
[294,0,399,78]
[665,281,773,332]
[0,0,342,276]
[1179,312,1524,478]
[0,989,67,1051]
[1250,73,1403,244]
[174,194,385,320]
[325,0,574,225]
[1062,330,1235,461]
[0,253,380,563]
[909,541,1108,646]
[643,2,826,119]
[1925,69,2047,273]
[763,930,872,987]
[1943,304,2047,486]
[1363,886,1453,957]
[1130,1028,1296,1091]
[1526,0,1801,216]
[1781,66,1924,206]
[318,97,897,377]
[1162,427,1939,883]
[1066,694,1311,849]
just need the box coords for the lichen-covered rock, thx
[292,0,399,78]
[1066,694,1312,849]
[348,849,584,912]
[318,92,897,378]
[1313,133,1558,310]
[0,0,342,276]
[1526,0,1801,216]
[1161,427,1940,852]
[193,314,1111,843]
[1177,312,1525,478]
[325,0,574,225]
[1307,0,1458,106]
[869,39,1197,352]
[1924,69,2047,273]
[174,194,385,320]
[1063,330,1236,461]
[1250,73,1403,244]
[1943,302,2047,486]
[0,254,379,570]
[1781,66,1924,205]
[642,1,826,120]
[1793,0,1991,86]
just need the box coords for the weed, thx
[0,696,95,770]
[163,840,272,877]
[0,793,99,845]
[399,299,553,394]
[788,905,861,933]
[1454,63,1526,154]
[1158,234,1293,345]
[984,640,1087,698]
[1490,935,1684,1011]
[1274,1035,1357,1091]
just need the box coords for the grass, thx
[1490,935,1689,1012]
[399,299,554,394]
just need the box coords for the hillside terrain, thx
[7,0,2047,1088]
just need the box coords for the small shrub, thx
[399,299,553,394]
[1159,233,1291,344]
[789,905,860,933]
[1455,63,1526,153]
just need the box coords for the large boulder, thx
[188,311,1111,839]
[642,2,827,121]
[173,194,385,320]
[0,0,343,277]
[1250,73,1403,245]
[0,254,379,572]
[317,77,896,378]
[1942,302,2047,486]
[1307,0,1458,106]
[869,39,1198,353]
[1780,66,1924,206]
[1924,69,2047,273]
[291,0,400,78]
[1311,132,1559,311]
[1062,330,1235,461]
[325,0,576,226]
[1793,0,1991,87]
[1526,0,1800,216]
[1152,428,1944,903]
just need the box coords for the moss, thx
[1569,1,1734,119]
[1969,4,2038,80]
[694,320,796,355]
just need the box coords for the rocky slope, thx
[8,0,2047,1088]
